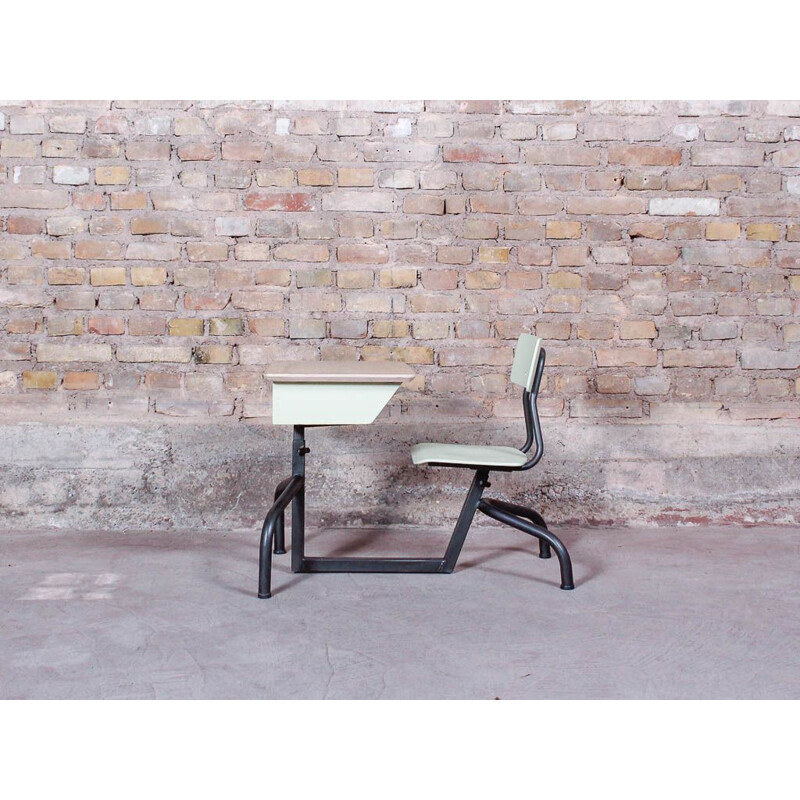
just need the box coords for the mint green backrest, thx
[509,334,543,393]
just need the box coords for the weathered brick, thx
[663,350,737,368]
[62,372,101,390]
[740,348,800,370]
[649,198,720,216]
[546,221,581,239]
[405,195,446,215]
[525,146,600,166]
[274,244,329,262]
[53,166,91,185]
[620,320,657,339]
[567,197,646,215]
[691,147,764,167]
[321,191,393,213]
[337,244,388,264]
[118,346,192,363]
[187,242,229,262]
[126,242,181,261]
[87,316,125,335]
[244,192,315,212]
[443,143,518,163]
[379,268,417,288]
[126,141,170,161]
[37,343,112,362]
[0,188,70,209]
[608,146,681,166]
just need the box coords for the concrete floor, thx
[1,525,798,699]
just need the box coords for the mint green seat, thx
[411,443,529,469]
[410,334,575,590]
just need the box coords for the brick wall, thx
[1,100,799,528]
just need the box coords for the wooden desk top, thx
[265,361,415,384]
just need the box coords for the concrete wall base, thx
[2,418,798,530]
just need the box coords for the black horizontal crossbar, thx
[298,557,446,573]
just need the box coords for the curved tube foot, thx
[258,475,304,599]
[478,498,574,591]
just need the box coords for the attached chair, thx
[411,334,574,590]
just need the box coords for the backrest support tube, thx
[520,348,546,468]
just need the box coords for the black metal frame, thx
[257,348,574,598]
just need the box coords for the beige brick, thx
[169,318,204,336]
[372,320,410,338]
[131,217,169,236]
[126,141,170,161]
[437,246,472,265]
[465,271,501,289]
[47,316,83,336]
[544,294,581,313]
[76,241,123,260]
[546,220,581,239]
[31,241,71,260]
[548,272,581,289]
[275,244,329,262]
[336,270,374,289]
[90,267,126,286]
[620,320,657,339]
[379,268,418,288]
[131,267,167,286]
[706,222,740,241]
[746,223,781,242]
[404,196,445,215]
[297,168,334,186]
[478,247,510,264]
[338,168,374,187]
[2,140,37,158]
[110,192,148,211]
[22,371,58,390]
[195,345,234,364]
[187,242,229,262]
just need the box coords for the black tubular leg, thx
[478,499,574,590]
[272,476,292,555]
[259,475,305,598]
[481,497,552,559]
[290,425,306,575]
[538,539,552,560]
[441,470,490,573]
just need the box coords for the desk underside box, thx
[266,361,415,426]
[271,381,402,425]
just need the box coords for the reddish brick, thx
[244,192,316,211]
